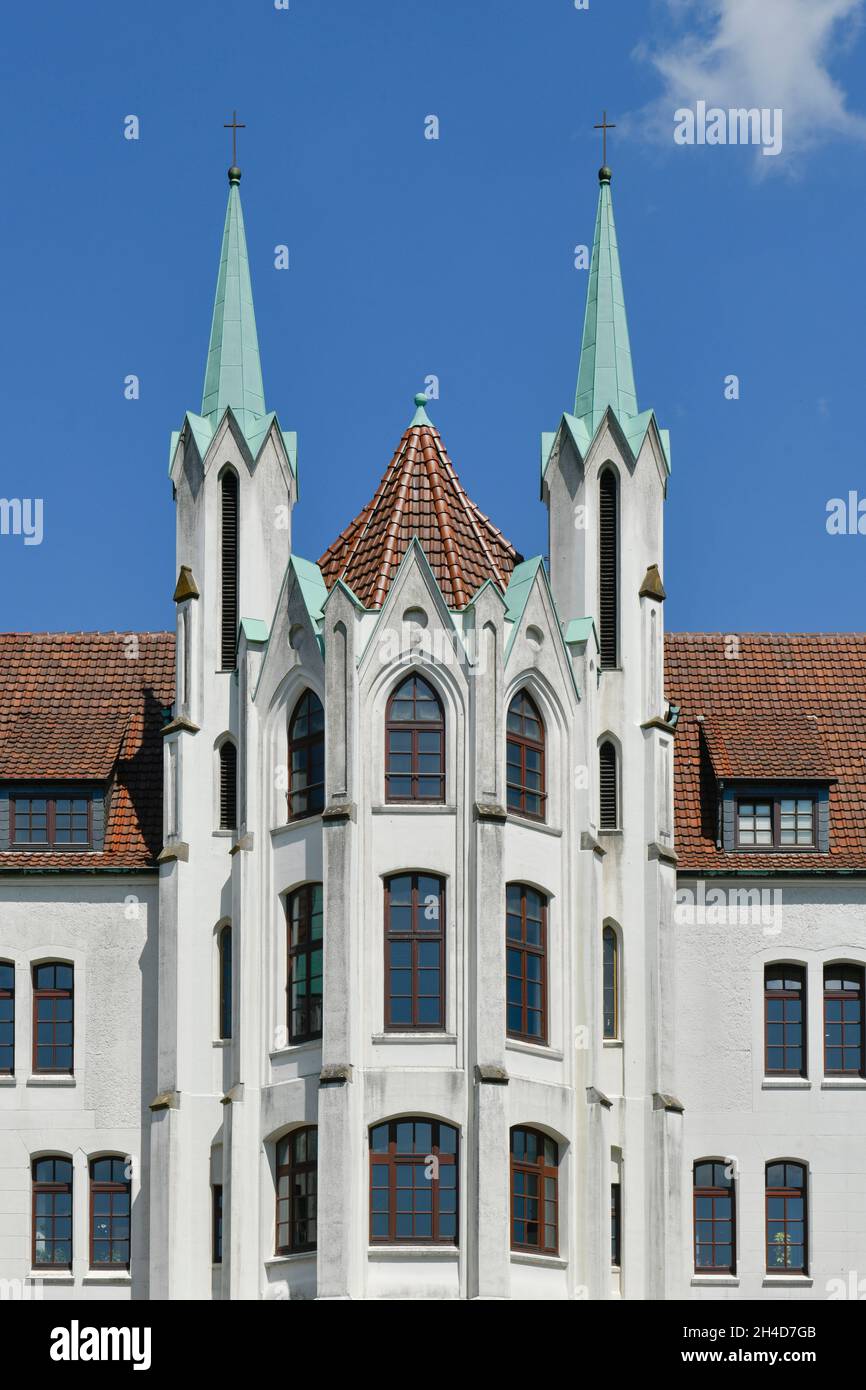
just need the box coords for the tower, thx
[150,162,297,1299]
[542,161,681,1297]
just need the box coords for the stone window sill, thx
[0,1076,17,1087]
[371,1033,457,1046]
[691,1275,740,1287]
[372,804,456,816]
[29,1270,74,1284]
[506,1038,564,1062]
[603,1039,623,1049]
[368,1245,459,1261]
[26,1075,76,1088]
[265,1252,316,1267]
[821,1078,866,1090]
[510,1251,568,1270]
[761,1078,811,1090]
[82,1271,132,1285]
[762,1274,812,1288]
[505,814,562,838]
[270,1039,322,1060]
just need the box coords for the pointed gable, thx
[318,398,522,609]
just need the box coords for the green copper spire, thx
[574,167,638,432]
[201,167,266,432]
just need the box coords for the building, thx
[0,154,864,1301]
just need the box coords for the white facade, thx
[1,164,864,1301]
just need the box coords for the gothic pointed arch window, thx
[385,674,445,803]
[218,924,232,1041]
[288,690,325,820]
[599,739,618,829]
[219,469,239,670]
[599,468,619,669]
[276,1127,318,1254]
[218,739,237,830]
[602,924,619,1039]
[506,690,546,820]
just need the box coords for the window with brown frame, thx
[212,1185,223,1264]
[218,741,237,830]
[32,1156,73,1269]
[32,962,73,1073]
[506,690,545,820]
[599,469,619,669]
[385,674,445,803]
[276,1127,317,1254]
[90,1157,131,1268]
[765,1162,807,1273]
[736,796,816,849]
[288,690,325,819]
[603,925,619,1040]
[218,925,232,1041]
[11,794,91,849]
[510,1127,559,1254]
[286,884,323,1044]
[384,873,445,1031]
[506,884,547,1043]
[0,962,13,1074]
[220,469,239,669]
[599,740,618,829]
[764,966,806,1077]
[693,1161,735,1274]
[824,965,864,1076]
[369,1118,458,1245]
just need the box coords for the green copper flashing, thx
[564,617,599,652]
[239,616,269,644]
[410,393,433,428]
[201,175,266,433]
[575,172,638,431]
[290,555,328,632]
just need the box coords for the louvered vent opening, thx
[220,471,239,669]
[599,740,618,829]
[599,471,618,669]
[219,742,237,830]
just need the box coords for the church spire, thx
[201,165,266,433]
[574,166,638,432]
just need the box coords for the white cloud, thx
[637,0,866,164]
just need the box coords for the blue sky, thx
[1,0,865,634]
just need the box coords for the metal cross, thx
[224,110,246,166]
[594,110,616,166]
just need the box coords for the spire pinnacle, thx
[574,164,637,431]
[201,167,265,431]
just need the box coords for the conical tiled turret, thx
[318,397,522,609]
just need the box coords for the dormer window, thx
[736,796,816,850]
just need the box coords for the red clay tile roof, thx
[318,418,522,608]
[700,714,833,781]
[666,633,866,872]
[0,632,175,870]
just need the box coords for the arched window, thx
[276,1127,318,1254]
[506,691,545,820]
[506,884,547,1043]
[693,1160,735,1274]
[288,690,325,819]
[765,1162,807,1273]
[764,965,805,1077]
[32,962,73,1074]
[218,925,232,1041]
[824,964,864,1076]
[599,469,618,668]
[385,674,445,803]
[599,740,618,829]
[286,884,323,1044]
[384,874,445,1031]
[369,1118,458,1245]
[218,740,237,830]
[603,925,619,1039]
[90,1157,131,1269]
[220,469,239,669]
[32,1156,73,1269]
[0,962,14,1075]
[510,1127,558,1254]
